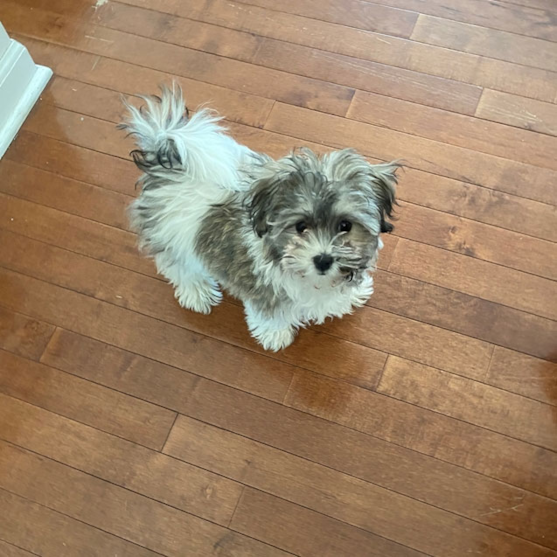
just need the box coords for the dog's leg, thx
[156,254,222,314]
[244,302,296,352]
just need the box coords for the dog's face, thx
[248,149,399,287]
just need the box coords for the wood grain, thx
[0,442,289,556]
[21,38,276,129]
[95,0,480,115]
[38,329,557,541]
[0,191,155,277]
[370,271,557,361]
[0,307,54,361]
[283,370,557,500]
[5,130,136,195]
[398,167,557,243]
[166,415,557,550]
[108,0,557,103]
[388,239,557,320]
[0,489,160,557]
[0,393,242,525]
[0,159,131,230]
[0,540,35,557]
[0,266,294,403]
[352,0,557,40]
[393,202,557,280]
[231,488,426,557]
[0,2,354,116]
[476,90,557,137]
[348,90,557,170]
[0,349,176,449]
[488,348,557,405]
[412,15,557,72]
[265,102,557,205]
[153,0,420,38]
[378,356,557,450]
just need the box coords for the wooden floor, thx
[0,0,556,555]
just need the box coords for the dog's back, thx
[119,85,250,257]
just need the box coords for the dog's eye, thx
[295,221,308,234]
[338,220,352,233]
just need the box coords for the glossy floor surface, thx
[0,0,556,555]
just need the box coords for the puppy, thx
[120,85,400,351]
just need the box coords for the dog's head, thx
[247,149,400,286]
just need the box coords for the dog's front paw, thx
[175,281,222,314]
[255,327,296,352]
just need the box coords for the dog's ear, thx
[368,161,401,234]
[248,175,281,237]
[247,166,300,237]
[322,150,401,234]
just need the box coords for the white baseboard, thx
[0,23,52,160]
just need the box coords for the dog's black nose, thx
[313,253,334,273]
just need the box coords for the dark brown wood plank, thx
[0,1,354,116]
[388,239,557,321]
[184,0,420,38]
[378,356,557,450]
[398,167,557,243]
[476,90,557,137]
[0,307,54,361]
[5,131,135,196]
[0,540,36,557]
[265,101,557,205]
[233,0,557,41]
[93,0,479,115]
[21,102,130,159]
[394,203,557,280]
[0,393,243,525]
[105,0,557,103]
[348,90,557,170]
[231,489,426,557]
[0,442,290,556]
[412,14,557,72]
[40,330,557,546]
[488,348,557,405]
[0,159,131,230]
[0,489,159,557]
[370,271,557,362]
[0,190,155,278]
[166,415,557,551]
[0,349,176,450]
[20,38,274,129]
[281,371,557,499]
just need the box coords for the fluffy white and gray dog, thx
[120,85,400,351]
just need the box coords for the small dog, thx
[120,85,400,351]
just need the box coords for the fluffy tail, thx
[119,84,239,186]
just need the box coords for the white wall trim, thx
[0,23,52,160]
